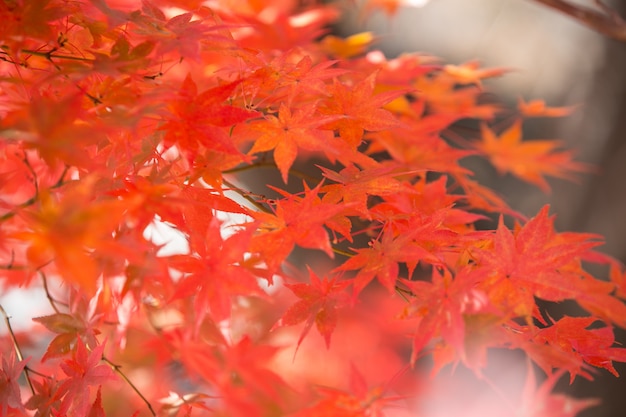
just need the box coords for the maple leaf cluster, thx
[0,0,624,416]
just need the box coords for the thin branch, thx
[21,48,96,62]
[41,272,64,313]
[0,196,37,222]
[21,153,39,199]
[0,164,68,223]
[0,251,27,271]
[530,0,626,42]
[0,304,35,395]
[101,356,157,416]
[222,179,271,213]
[51,166,70,189]
[224,161,321,185]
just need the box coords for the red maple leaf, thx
[319,163,415,218]
[168,330,287,417]
[414,70,499,118]
[233,5,340,52]
[279,55,348,105]
[0,0,69,45]
[250,181,350,272]
[87,386,105,417]
[274,267,350,353]
[292,365,402,417]
[129,4,241,61]
[212,336,288,414]
[33,311,100,362]
[239,53,347,107]
[517,366,600,417]
[0,351,29,415]
[336,210,454,296]
[57,339,115,416]
[526,316,626,381]
[369,176,485,234]
[91,35,156,75]
[169,216,265,324]
[475,206,606,319]
[400,267,495,367]
[25,375,63,417]
[160,74,258,162]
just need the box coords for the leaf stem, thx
[394,284,415,302]
[332,247,355,257]
[102,356,157,416]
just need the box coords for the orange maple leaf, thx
[0,92,105,168]
[443,60,510,87]
[320,32,376,58]
[13,179,127,293]
[517,98,577,118]
[319,72,405,148]
[477,120,588,192]
[367,115,475,175]
[247,103,339,183]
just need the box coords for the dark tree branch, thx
[531,0,626,42]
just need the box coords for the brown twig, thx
[41,272,65,313]
[0,164,69,223]
[39,273,155,415]
[531,0,626,42]
[222,178,271,213]
[101,356,157,416]
[0,304,35,395]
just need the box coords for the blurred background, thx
[335,0,626,415]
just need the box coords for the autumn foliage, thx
[1,1,626,416]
